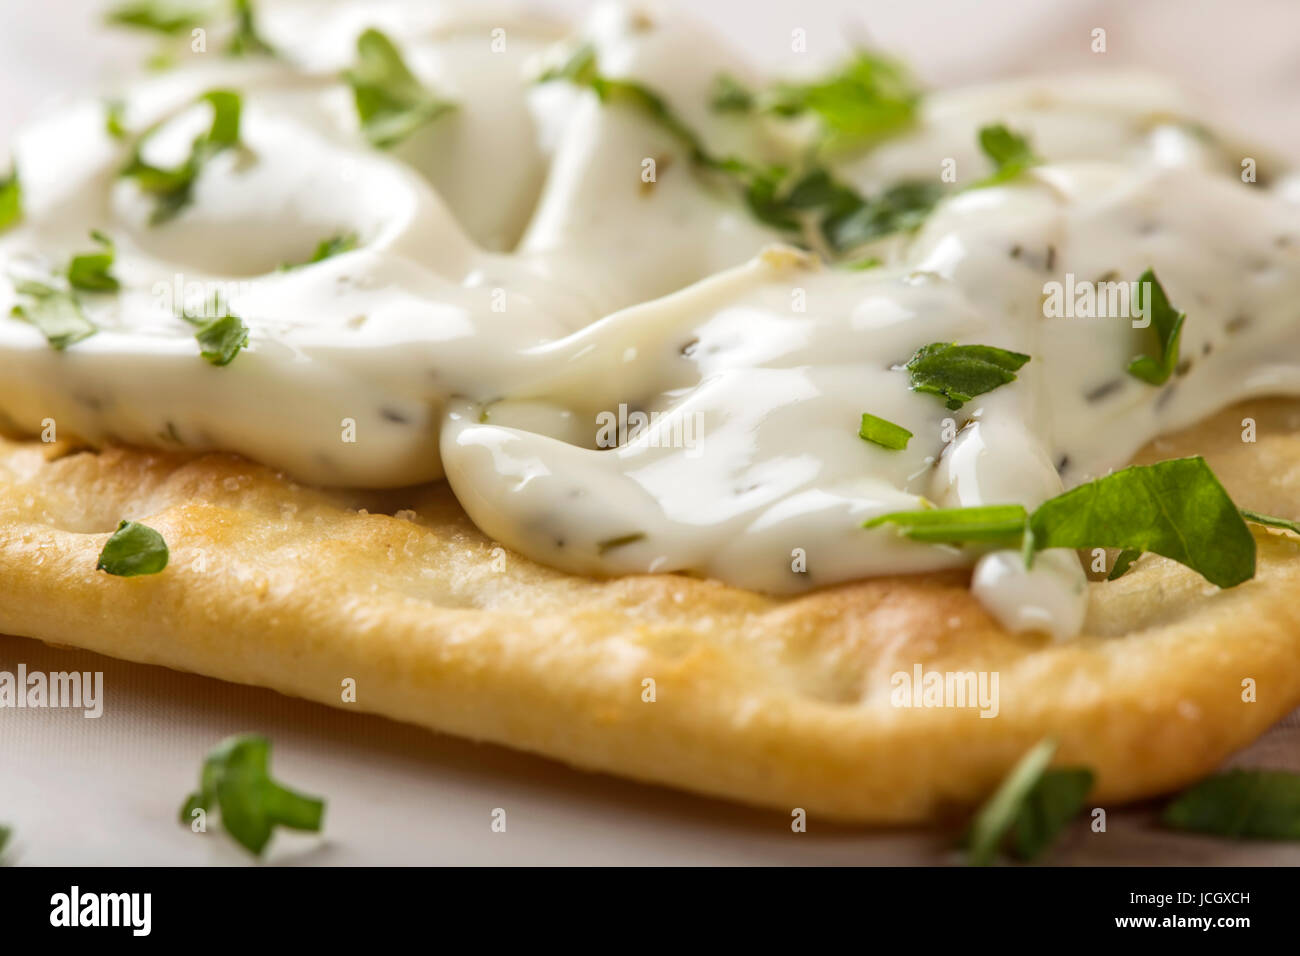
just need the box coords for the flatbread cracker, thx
[2,399,1300,823]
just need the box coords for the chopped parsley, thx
[709,52,920,151]
[226,0,275,58]
[344,29,456,149]
[105,99,129,140]
[120,88,243,224]
[195,313,249,365]
[107,0,275,57]
[867,503,1028,544]
[597,532,646,555]
[1162,769,1300,840]
[67,230,120,293]
[708,74,754,112]
[97,520,170,576]
[540,46,936,255]
[1240,509,1300,536]
[972,123,1041,188]
[180,733,325,856]
[0,164,20,233]
[866,456,1257,590]
[904,342,1030,409]
[9,280,97,350]
[761,52,920,150]
[1126,268,1185,386]
[858,412,911,450]
[1107,548,1141,580]
[821,179,942,251]
[283,233,359,269]
[105,0,205,35]
[965,739,1093,865]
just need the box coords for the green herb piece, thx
[1163,769,1300,840]
[764,51,919,150]
[972,123,1040,187]
[1107,548,1141,580]
[1030,457,1253,589]
[195,313,249,365]
[146,50,177,72]
[843,256,882,270]
[540,46,937,253]
[283,233,359,269]
[904,342,1031,409]
[864,504,1028,544]
[597,532,646,555]
[1241,509,1300,536]
[867,457,1256,591]
[9,281,97,349]
[0,825,11,860]
[0,164,20,232]
[227,0,274,57]
[180,733,325,856]
[1126,268,1185,386]
[96,519,169,576]
[966,739,1092,865]
[822,179,943,251]
[120,88,243,224]
[105,0,205,34]
[344,29,456,149]
[858,412,912,450]
[67,230,120,292]
[105,99,129,139]
[709,74,754,112]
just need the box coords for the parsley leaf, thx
[541,46,937,254]
[1241,509,1300,535]
[67,230,120,292]
[227,0,274,58]
[822,179,943,251]
[1107,548,1141,580]
[541,47,937,254]
[120,88,243,224]
[864,504,1028,544]
[973,123,1040,188]
[97,519,170,576]
[345,29,456,149]
[1163,769,1300,840]
[105,99,129,140]
[9,280,97,349]
[965,739,1093,865]
[106,0,206,35]
[1126,268,1185,386]
[1031,457,1253,588]
[597,532,646,555]
[195,313,249,365]
[283,232,359,269]
[0,164,20,233]
[180,733,325,856]
[858,413,912,450]
[764,52,919,150]
[709,74,754,112]
[867,456,1257,591]
[904,342,1031,409]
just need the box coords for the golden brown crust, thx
[3,400,1300,823]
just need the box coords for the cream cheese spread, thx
[2,0,1297,640]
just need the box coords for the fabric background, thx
[1,0,1298,865]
